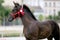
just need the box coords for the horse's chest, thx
[23,27,30,34]
[23,27,32,36]
[23,25,38,38]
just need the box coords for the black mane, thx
[23,5,37,20]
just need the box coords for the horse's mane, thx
[23,5,37,20]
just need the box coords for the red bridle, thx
[10,8,24,19]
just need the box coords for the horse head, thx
[8,2,25,22]
[8,2,37,22]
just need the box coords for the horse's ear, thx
[13,1,16,5]
[13,1,20,6]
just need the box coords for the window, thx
[53,2,55,7]
[53,9,56,16]
[49,10,51,15]
[45,9,47,13]
[53,9,56,14]
[49,2,51,7]
[45,2,47,7]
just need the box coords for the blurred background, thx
[0,0,60,40]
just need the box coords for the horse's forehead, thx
[12,7,19,11]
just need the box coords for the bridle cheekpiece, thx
[10,8,24,19]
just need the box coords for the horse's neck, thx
[21,14,35,27]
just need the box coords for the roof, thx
[31,6,42,9]
[29,6,43,12]
[44,0,60,1]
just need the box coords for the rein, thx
[10,8,24,19]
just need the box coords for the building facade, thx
[44,0,60,17]
[23,0,44,20]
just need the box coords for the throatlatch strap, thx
[19,8,24,16]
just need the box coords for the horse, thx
[8,2,59,40]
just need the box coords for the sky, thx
[2,0,44,7]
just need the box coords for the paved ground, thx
[0,23,60,40]
[0,37,25,40]
[0,37,55,40]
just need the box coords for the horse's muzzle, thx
[8,16,14,22]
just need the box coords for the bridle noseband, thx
[10,8,24,19]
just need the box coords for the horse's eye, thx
[15,6,17,7]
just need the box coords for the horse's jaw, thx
[8,16,14,22]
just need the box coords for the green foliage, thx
[58,11,60,16]
[0,7,11,17]
[0,0,11,17]
[0,32,20,37]
[0,0,11,25]
[39,15,44,21]
[4,33,20,37]
[47,15,53,19]
[47,13,60,22]
[0,0,4,5]
[4,8,11,17]
[58,11,60,20]
[0,34,1,37]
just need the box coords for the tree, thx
[0,0,4,25]
[58,11,60,20]
[0,0,4,5]
[46,15,53,20]
[0,0,11,25]
[58,11,60,16]
[38,15,44,21]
